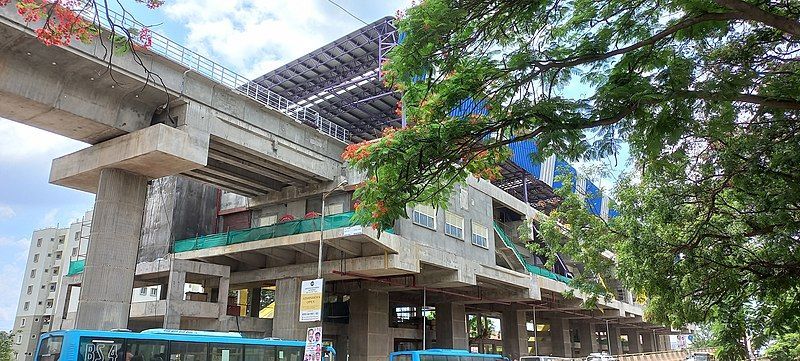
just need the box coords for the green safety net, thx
[173,211,358,253]
[493,222,571,284]
[67,259,85,276]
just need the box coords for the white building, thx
[10,211,201,361]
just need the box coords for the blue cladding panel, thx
[585,180,603,215]
[552,159,577,191]
[608,208,620,218]
[509,140,541,179]
[449,98,488,117]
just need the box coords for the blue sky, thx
[0,0,631,330]
[0,0,412,331]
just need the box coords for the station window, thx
[471,222,489,248]
[412,204,436,229]
[444,211,464,240]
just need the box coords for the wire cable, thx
[326,0,368,25]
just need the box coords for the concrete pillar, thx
[348,289,389,361]
[164,270,186,328]
[75,168,147,330]
[248,287,261,317]
[624,330,641,354]
[577,321,600,357]
[641,331,655,352]
[501,309,528,359]
[273,278,304,339]
[608,325,622,355]
[549,318,572,357]
[216,275,230,331]
[435,303,468,349]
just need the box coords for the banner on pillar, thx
[303,327,323,361]
[299,278,323,322]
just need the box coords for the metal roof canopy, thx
[251,16,400,142]
[493,160,561,213]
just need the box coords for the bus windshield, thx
[37,335,64,361]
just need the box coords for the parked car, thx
[585,353,617,361]
[520,356,572,361]
[685,352,714,361]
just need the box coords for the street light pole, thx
[318,180,347,278]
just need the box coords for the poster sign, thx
[299,278,323,322]
[303,326,323,361]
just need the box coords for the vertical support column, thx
[549,318,572,357]
[273,278,304,339]
[75,168,147,330]
[248,287,261,317]
[435,303,468,349]
[501,309,528,359]
[164,270,186,329]
[348,289,389,361]
[641,331,655,352]
[608,325,622,355]
[216,275,230,331]
[577,321,600,357]
[624,330,641,354]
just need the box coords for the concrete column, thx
[75,168,147,330]
[624,330,641,354]
[348,289,389,361]
[501,309,528,359]
[273,278,304,339]
[577,321,600,357]
[549,318,572,357]
[216,275,230,331]
[641,331,655,352]
[164,270,186,329]
[435,303,468,349]
[248,288,261,317]
[608,325,622,355]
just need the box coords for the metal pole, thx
[422,287,427,350]
[533,306,538,355]
[523,174,529,204]
[606,320,611,355]
[318,195,326,278]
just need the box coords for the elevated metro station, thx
[0,6,681,361]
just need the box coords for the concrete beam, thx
[50,124,208,193]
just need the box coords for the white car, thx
[585,353,617,361]
[520,357,572,361]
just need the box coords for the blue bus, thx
[388,349,508,361]
[34,329,335,361]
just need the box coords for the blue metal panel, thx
[585,180,603,216]
[552,159,577,191]
[508,140,541,179]
[449,97,488,117]
[608,207,620,218]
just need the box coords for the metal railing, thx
[77,2,350,143]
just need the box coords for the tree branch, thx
[713,0,800,36]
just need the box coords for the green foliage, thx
[764,333,800,361]
[349,0,800,356]
[0,331,13,361]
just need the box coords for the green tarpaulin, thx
[67,259,85,276]
[493,221,571,284]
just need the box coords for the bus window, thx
[420,356,447,361]
[244,346,275,361]
[126,339,168,361]
[275,346,302,361]
[37,336,63,361]
[210,344,243,361]
[78,338,125,361]
[391,355,412,361]
[170,342,208,361]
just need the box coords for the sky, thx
[0,0,412,331]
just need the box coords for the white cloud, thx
[162,0,355,77]
[0,236,30,330]
[39,208,59,228]
[0,120,87,163]
[0,205,15,219]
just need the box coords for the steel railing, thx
[76,1,350,143]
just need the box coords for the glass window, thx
[72,248,78,257]
[210,344,242,361]
[34,254,40,263]
[21,318,26,326]
[391,355,412,361]
[37,239,42,247]
[50,283,57,292]
[139,288,147,296]
[420,356,448,361]
[30,269,36,278]
[471,222,489,248]
[275,346,302,361]
[58,236,64,244]
[46,299,53,308]
[37,336,63,361]
[55,252,62,260]
[444,211,464,239]
[244,346,274,361]
[27,285,33,295]
[150,288,158,297]
[127,339,168,361]
[52,267,60,276]
[23,302,29,311]
[170,342,207,361]
[412,205,436,229]
[78,337,124,361]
